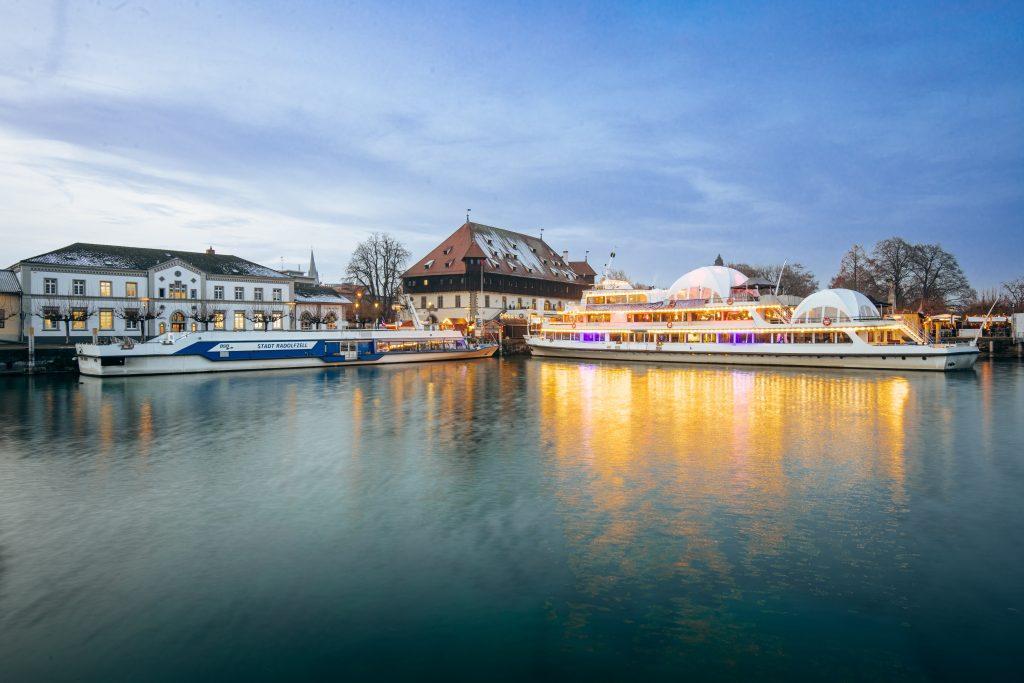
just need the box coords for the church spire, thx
[714,254,724,266]
[308,248,319,284]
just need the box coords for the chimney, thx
[562,250,568,263]
[205,246,215,255]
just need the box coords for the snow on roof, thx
[792,289,880,322]
[403,223,581,283]
[294,285,351,304]
[22,243,288,279]
[0,270,21,293]
[668,266,749,300]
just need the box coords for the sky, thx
[0,0,1021,290]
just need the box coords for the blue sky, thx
[1,0,1021,289]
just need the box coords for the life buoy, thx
[726,297,734,305]
[666,322,673,329]
[668,300,676,308]
[519,313,524,319]
[823,316,832,327]
[571,322,577,329]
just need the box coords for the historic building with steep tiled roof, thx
[402,222,592,329]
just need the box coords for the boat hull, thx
[76,330,497,377]
[527,339,978,371]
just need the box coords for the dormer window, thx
[486,238,493,246]
[423,259,434,270]
[443,246,453,255]
[445,260,453,268]
[530,247,536,253]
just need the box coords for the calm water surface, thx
[1,359,1022,681]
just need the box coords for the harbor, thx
[1,358,1022,681]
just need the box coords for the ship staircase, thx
[894,314,929,345]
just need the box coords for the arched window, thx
[170,311,186,332]
[300,311,313,331]
[325,312,338,330]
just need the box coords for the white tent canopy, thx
[792,289,880,323]
[668,266,748,301]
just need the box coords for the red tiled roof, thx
[402,223,580,284]
[569,260,597,277]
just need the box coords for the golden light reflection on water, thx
[538,361,915,646]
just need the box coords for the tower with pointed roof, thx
[308,249,319,284]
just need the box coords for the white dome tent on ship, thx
[667,266,749,302]
[791,289,880,323]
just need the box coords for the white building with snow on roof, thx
[7,243,315,342]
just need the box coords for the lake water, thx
[1,358,1022,681]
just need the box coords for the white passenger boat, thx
[526,266,978,371]
[76,328,497,376]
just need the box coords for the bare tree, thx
[188,302,220,331]
[907,242,973,312]
[299,304,331,330]
[244,305,290,331]
[729,262,819,297]
[1002,276,1024,312]
[0,307,20,331]
[34,296,96,344]
[345,233,410,322]
[830,244,880,296]
[604,267,631,283]
[964,287,1003,315]
[869,237,915,309]
[115,302,160,341]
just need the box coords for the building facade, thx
[402,222,591,329]
[8,243,320,342]
[0,270,22,343]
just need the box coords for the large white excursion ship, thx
[526,265,978,371]
[77,328,496,377]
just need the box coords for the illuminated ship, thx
[525,266,978,371]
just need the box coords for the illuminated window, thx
[44,278,57,295]
[213,311,225,330]
[71,308,87,330]
[272,288,282,301]
[214,286,224,300]
[99,281,112,297]
[42,307,58,330]
[72,280,85,296]
[125,282,138,298]
[325,312,337,330]
[271,312,283,330]
[234,287,244,300]
[169,281,187,299]
[254,288,264,301]
[99,309,113,330]
[234,311,245,330]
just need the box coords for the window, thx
[254,288,264,301]
[44,278,57,295]
[158,287,166,298]
[233,311,245,330]
[72,279,85,296]
[455,295,461,308]
[214,286,224,300]
[422,279,428,286]
[99,309,113,330]
[0,309,4,328]
[169,281,187,299]
[325,312,338,330]
[99,281,112,297]
[43,306,59,330]
[502,296,507,309]
[437,295,444,308]
[234,287,244,300]
[485,295,490,308]
[71,308,87,330]
[272,312,283,330]
[124,310,139,330]
[213,311,225,330]
[421,296,427,309]
[190,289,197,299]
[272,288,282,302]
[125,282,138,298]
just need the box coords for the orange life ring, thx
[823,316,832,327]
[667,321,673,329]
[571,322,577,329]
[668,300,676,308]
[726,297,734,305]
[518,313,524,319]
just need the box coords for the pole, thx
[27,325,35,373]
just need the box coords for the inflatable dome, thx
[668,266,748,301]
[792,289,880,323]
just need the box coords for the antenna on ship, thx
[774,259,788,297]
[602,248,617,282]
[466,208,471,224]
